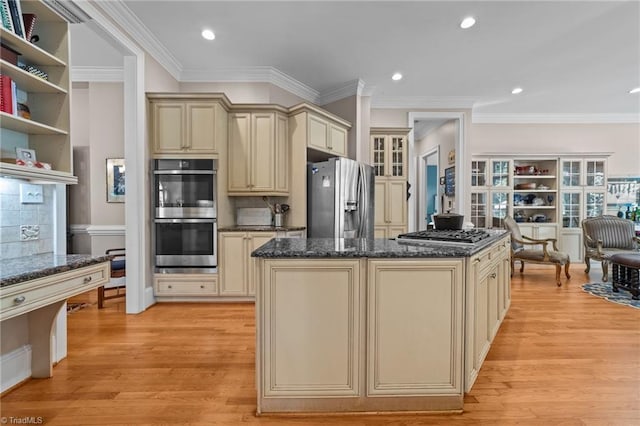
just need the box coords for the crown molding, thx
[371,96,476,109]
[472,113,640,124]
[180,66,320,103]
[71,66,124,82]
[317,79,366,106]
[97,0,181,80]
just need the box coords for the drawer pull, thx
[490,273,497,279]
[200,285,205,289]
[14,295,26,305]
[474,258,481,264]
[83,276,92,283]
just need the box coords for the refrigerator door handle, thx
[358,163,367,238]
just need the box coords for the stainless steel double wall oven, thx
[153,159,218,272]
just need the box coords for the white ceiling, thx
[69,0,640,118]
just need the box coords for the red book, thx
[22,13,36,41]
[0,74,14,114]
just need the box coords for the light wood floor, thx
[2,265,639,425]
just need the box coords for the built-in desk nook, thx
[251,231,511,414]
[0,254,110,382]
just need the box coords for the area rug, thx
[582,282,640,309]
[66,302,92,314]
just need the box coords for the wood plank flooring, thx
[1,265,639,425]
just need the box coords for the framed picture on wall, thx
[606,177,639,207]
[106,158,125,203]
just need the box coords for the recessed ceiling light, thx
[392,73,403,81]
[201,29,215,41]
[630,87,640,94]
[460,16,476,29]
[512,87,523,94]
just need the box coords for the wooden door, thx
[387,180,407,226]
[251,113,276,192]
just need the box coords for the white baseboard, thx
[1,345,32,393]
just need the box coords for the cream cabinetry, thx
[227,110,289,195]
[367,259,464,397]
[154,274,218,297]
[559,157,607,262]
[219,231,275,297]
[0,261,109,378]
[465,237,510,392]
[518,223,558,241]
[289,104,351,158]
[371,128,409,238]
[148,94,230,157]
[370,128,410,178]
[306,113,348,157]
[0,1,76,184]
[374,180,407,238]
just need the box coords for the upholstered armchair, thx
[582,215,639,281]
[504,216,571,286]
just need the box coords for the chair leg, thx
[601,261,609,282]
[98,286,105,309]
[520,261,525,273]
[564,261,571,279]
[555,264,561,286]
[584,256,591,273]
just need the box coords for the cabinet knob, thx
[490,273,497,279]
[83,276,92,283]
[200,285,205,289]
[14,295,26,305]
[168,285,172,289]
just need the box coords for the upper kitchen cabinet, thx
[288,103,351,158]
[148,93,231,157]
[227,107,289,196]
[370,128,411,178]
[0,0,76,184]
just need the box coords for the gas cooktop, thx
[396,229,492,244]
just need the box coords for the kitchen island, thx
[251,231,510,414]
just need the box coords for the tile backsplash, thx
[0,178,54,259]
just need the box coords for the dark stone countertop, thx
[0,253,112,287]
[218,225,306,232]
[251,230,509,259]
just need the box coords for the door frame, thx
[407,112,465,232]
[417,146,440,230]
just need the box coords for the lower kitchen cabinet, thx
[374,180,407,238]
[219,231,276,297]
[464,237,510,392]
[154,274,218,297]
[518,223,558,241]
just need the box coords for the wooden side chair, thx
[99,248,126,308]
[504,216,571,286]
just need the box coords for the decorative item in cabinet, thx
[0,0,74,184]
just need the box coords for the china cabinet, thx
[0,0,75,184]
[559,157,607,261]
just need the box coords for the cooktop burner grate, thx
[397,229,492,244]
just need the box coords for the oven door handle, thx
[153,170,216,175]
[154,218,217,224]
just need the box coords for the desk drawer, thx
[154,275,218,296]
[0,262,109,321]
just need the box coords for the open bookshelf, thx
[0,0,75,184]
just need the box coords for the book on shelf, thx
[22,12,35,41]
[0,74,14,114]
[7,0,25,38]
[0,0,13,32]
[0,43,19,65]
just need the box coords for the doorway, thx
[418,148,439,230]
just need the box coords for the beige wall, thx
[178,82,308,106]
[470,123,640,176]
[144,54,179,92]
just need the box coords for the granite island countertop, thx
[252,229,509,259]
[0,253,112,287]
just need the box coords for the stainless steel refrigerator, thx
[307,157,374,239]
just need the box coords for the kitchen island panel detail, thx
[261,259,361,397]
[367,260,464,397]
